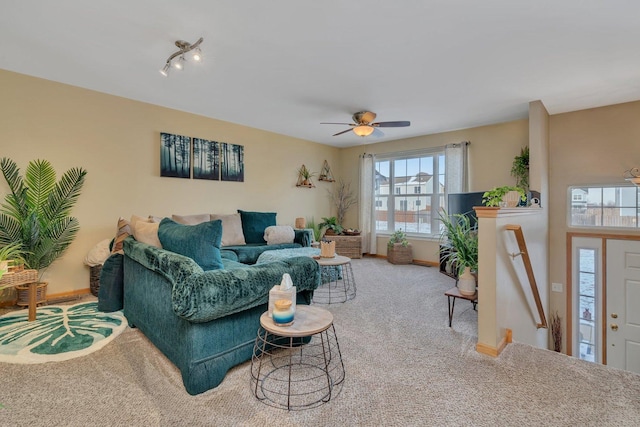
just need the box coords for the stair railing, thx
[505,224,547,329]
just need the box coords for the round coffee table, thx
[313,255,357,304]
[250,305,345,410]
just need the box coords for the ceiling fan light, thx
[353,125,374,137]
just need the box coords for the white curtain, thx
[445,141,470,194]
[359,153,377,254]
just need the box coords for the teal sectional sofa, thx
[98,213,319,395]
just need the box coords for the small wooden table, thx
[445,286,477,327]
[0,269,39,321]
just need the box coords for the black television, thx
[447,191,486,229]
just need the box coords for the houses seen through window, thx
[569,185,640,228]
[375,149,446,236]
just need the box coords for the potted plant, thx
[0,158,87,301]
[297,165,315,186]
[387,229,412,264]
[438,211,478,295]
[511,146,529,192]
[306,217,323,244]
[482,186,526,207]
[0,242,27,281]
[318,216,343,236]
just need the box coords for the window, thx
[375,148,446,236]
[569,185,640,228]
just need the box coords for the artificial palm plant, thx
[0,158,87,273]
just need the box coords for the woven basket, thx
[15,282,48,307]
[90,265,102,297]
[0,269,38,287]
[387,244,413,265]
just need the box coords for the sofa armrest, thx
[123,237,203,286]
[173,256,319,323]
[294,229,313,247]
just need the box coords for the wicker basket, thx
[0,269,38,287]
[90,265,102,297]
[387,244,413,265]
[15,282,48,307]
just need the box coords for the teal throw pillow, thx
[237,210,277,244]
[158,218,224,271]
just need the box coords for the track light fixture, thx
[159,37,204,77]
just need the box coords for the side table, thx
[445,286,477,327]
[314,255,357,304]
[250,305,346,410]
[0,269,39,321]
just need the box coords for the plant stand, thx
[0,269,41,321]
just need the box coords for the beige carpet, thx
[1,257,639,426]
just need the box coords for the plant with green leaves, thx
[482,186,526,207]
[318,216,343,235]
[388,229,410,248]
[306,217,323,242]
[0,158,87,273]
[438,210,478,275]
[511,146,529,191]
[0,242,28,282]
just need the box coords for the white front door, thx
[606,239,640,374]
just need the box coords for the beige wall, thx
[548,100,640,352]
[338,120,529,263]
[0,70,339,297]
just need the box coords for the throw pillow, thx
[132,221,162,248]
[210,213,246,246]
[264,225,295,245]
[237,210,277,244]
[111,217,131,254]
[158,218,224,271]
[172,213,211,225]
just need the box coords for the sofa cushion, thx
[264,225,295,245]
[172,213,211,225]
[112,217,132,254]
[237,210,277,244]
[210,213,246,246]
[132,220,162,248]
[97,253,124,312]
[158,218,224,271]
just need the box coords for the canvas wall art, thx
[221,142,244,182]
[161,132,191,178]
[193,138,220,180]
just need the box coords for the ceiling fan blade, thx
[372,128,385,137]
[321,122,355,126]
[333,128,354,136]
[373,121,411,128]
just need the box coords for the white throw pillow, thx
[133,220,162,248]
[83,238,112,266]
[264,225,295,245]
[210,213,246,246]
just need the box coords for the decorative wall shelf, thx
[318,160,335,182]
[296,164,315,188]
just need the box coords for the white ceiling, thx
[2,1,640,148]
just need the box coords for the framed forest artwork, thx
[221,142,244,182]
[160,132,191,178]
[193,138,220,180]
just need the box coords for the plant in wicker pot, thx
[387,229,412,265]
[0,242,27,281]
[318,216,343,237]
[438,211,478,295]
[0,158,87,304]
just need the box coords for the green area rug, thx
[0,301,126,364]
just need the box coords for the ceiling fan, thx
[321,111,410,137]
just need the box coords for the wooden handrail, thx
[505,224,547,329]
